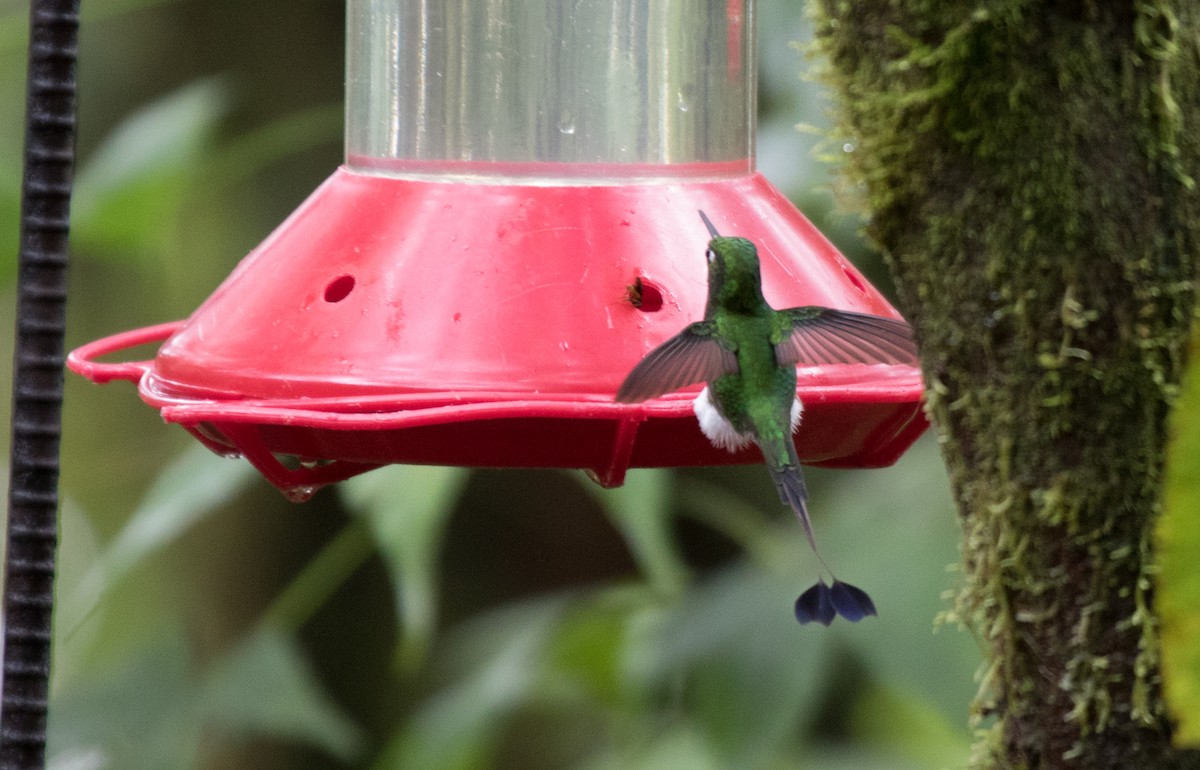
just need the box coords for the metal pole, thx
[2,1,80,767]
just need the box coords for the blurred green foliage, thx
[1161,333,1200,747]
[0,0,977,767]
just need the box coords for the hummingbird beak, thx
[698,210,721,238]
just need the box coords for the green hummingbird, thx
[615,211,919,625]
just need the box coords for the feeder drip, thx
[3,1,79,767]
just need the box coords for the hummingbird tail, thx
[765,436,878,625]
[768,462,830,571]
[766,432,840,576]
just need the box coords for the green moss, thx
[811,1,1200,767]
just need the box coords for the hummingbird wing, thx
[615,321,738,403]
[772,308,918,367]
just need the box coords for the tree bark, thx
[811,2,1200,767]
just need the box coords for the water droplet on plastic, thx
[558,114,576,135]
[842,142,856,153]
[283,485,318,503]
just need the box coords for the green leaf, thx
[801,746,931,770]
[372,599,568,770]
[260,520,376,635]
[49,494,104,690]
[64,444,256,633]
[849,682,972,768]
[818,435,980,727]
[1160,335,1200,746]
[200,629,365,762]
[204,101,343,188]
[584,469,689,595]
[72,78,230,259]
[545,597,631,710]
[339,465,470,669]
[0,0,184,54]
[0,187,17,285]
[581,723,725,770]
[674,476,780,564]
[637,562,837,767]
[48,626,363,768]
[47,629,203,770]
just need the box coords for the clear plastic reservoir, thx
[345,0,755,180]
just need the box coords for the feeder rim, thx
[68,322,926,432]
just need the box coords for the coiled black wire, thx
[3,1,80,768]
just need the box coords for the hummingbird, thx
[615,211,919,625]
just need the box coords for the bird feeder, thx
[68,0,927,500]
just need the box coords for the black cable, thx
[2,1,80,768]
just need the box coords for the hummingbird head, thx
[704,234,766,314]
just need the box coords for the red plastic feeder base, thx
[68,166,927,499]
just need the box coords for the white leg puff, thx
[693,386,754,453]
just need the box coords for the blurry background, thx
[0,0,978,768]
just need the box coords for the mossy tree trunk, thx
[811,3,1200,768]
